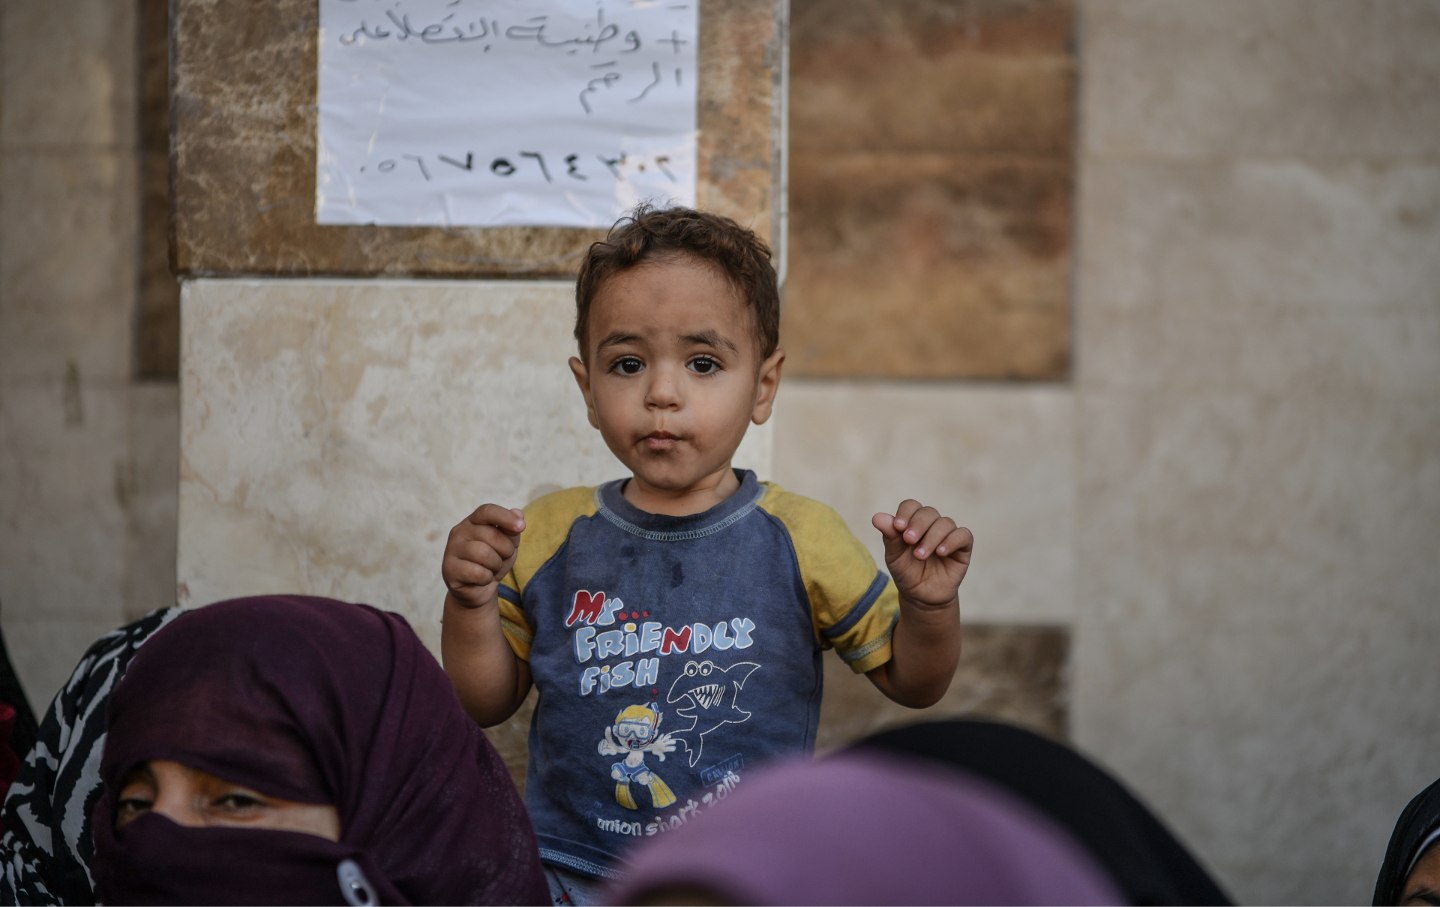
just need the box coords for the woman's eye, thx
[610,356,644,375]
[688,356,720,375]
[115,797,153,826]
[213,792,267,815]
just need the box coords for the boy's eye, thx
[687,356,720,375]
[610,356,644,375]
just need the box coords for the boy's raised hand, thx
[443,504,526,608]
[872,500,973,608]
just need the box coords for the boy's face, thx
[571,254,783,515]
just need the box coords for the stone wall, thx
[2,2,1438,903]
[0,0,180,703]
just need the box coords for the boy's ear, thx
[751,348,785,425]
[569,356,600,430]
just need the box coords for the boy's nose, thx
[644,369,682,409]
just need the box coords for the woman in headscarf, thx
[89,595,549,906]
[1374,777,1440,905]
[602,749,1124,906]
[850,718,1232,905]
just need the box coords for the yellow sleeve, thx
[758,484,899,674]
[496,486,599,660]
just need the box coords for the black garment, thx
[0,608,181,905]
[1374,777,1440,905]
[849,718,1232,906]
[0,606,39,774]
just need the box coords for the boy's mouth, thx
[643,430,680,451]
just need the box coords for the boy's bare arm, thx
[441,593,532,726]
[865,500,972,708]
[439,504,533,726]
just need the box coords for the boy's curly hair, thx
[574,205,780,360]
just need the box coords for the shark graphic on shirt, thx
[664,659,760,767]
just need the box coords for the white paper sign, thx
[317,0,699,228]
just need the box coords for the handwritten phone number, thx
[358,149,681,184]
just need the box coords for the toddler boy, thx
[441,205,971,903]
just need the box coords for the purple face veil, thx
[90,595,548,906]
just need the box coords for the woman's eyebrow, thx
[1403,887,1440,906]
[119,764,156,787]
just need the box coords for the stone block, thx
[0,151,137,383]
[1070,574,1439,904]
[785,0,1075,379]
[784,152,1071,378]
[0,0,137,149]
[123,381,180,622]
[1083,0,1440,158]
[772,382,1076,626]
[1078,159,1440,318]
[0,383,132,633]
[791,0,1074,154]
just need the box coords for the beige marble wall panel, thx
[1083,0,1440,157]
[170,0,785,277]
[771,381,1075,626]
[177,279,773,653]
[0,0,137,148]
[0,151,138,383]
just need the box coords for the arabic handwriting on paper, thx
[331,1,689,117]
[337,11,652,66]
[361,149,677,184]
[317,0,699,227]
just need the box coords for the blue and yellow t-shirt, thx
[496,469,899,879]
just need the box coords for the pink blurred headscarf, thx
[604,750,1123,906]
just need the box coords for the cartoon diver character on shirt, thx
[599,703,678,810]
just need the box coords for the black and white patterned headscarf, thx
[0,607,181,905]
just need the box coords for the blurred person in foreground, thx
[605,717,1232,906]
[603,747,1122,906]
